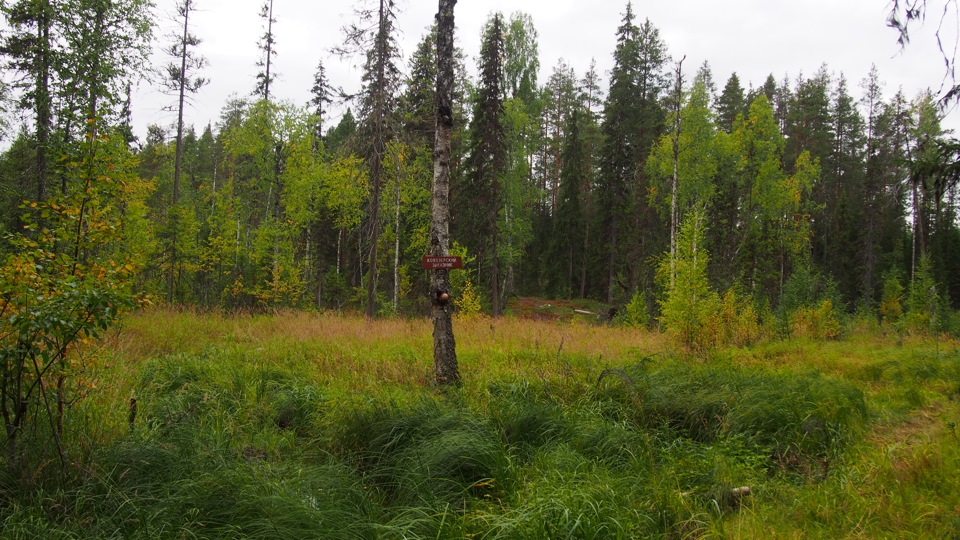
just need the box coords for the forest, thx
[0,0,957,330]
[1,1,960,537]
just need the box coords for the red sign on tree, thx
[421,256,463,270]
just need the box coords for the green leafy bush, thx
[0,142,139,473]
[623,290,650,328]
[658,212,720,351]
[778,263,843,339]
[715,289,762,346]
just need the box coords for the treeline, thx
[1,1,958,330]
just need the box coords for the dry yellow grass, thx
[107,309,669,393]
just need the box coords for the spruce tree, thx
[695,60,717,102]
[785,67,834,170]
[402,29,438,149]
[826,73,866,304]
[309,60,333,148]
[551,107,586,297]
[461,13,506,316]
[716,73,745,134]
[340,0,403,317]
[596,2,642,303]
[596,2,667,303]
[860,65,885,306]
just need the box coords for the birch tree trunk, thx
[431,0,459,385]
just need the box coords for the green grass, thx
[1,309,958,538]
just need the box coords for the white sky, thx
[132,0,960,139]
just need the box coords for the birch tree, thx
[431,0,459,385]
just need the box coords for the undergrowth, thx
[1,309,957,538]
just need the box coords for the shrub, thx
[621,290,649,328]
[790,299,842,340]
[778,263,843,339]
[0,144,139,473]
[714,289,762,346]
[905,254,942,335]
[658,212,720,351]
[880,270,906,326]
[449,242,481,315]
[455,279,483,316]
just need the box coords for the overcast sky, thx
[132,0,960,139]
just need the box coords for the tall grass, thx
[1,308,957,538]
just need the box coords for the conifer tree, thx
[1,0,55,201]
[695,60,717,102]
[309,60,333,148]
[785,67,833,169]
[825,73,866,303]
[859,65,886,306]
[760,74,777,103]
[524,59,575,291]
[716,72,745,133]
[905,92,946,278]
[163,0,208,207]
[461,13,507,316]
[577,59,604,297]
[162,0,208,303]
[551,107,586,297]
[596,2,667,303]
[596,2,641,303]
[339,0,403,317]
[402,30,438,148]
[254,0,277,101]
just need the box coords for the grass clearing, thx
[2,308,958,538]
